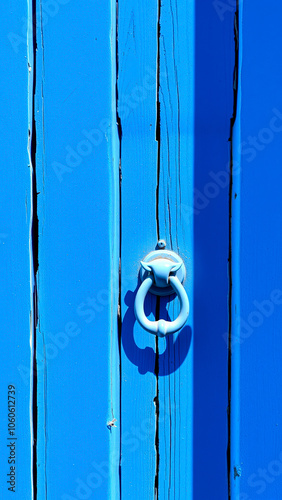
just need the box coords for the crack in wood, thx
[228,2,239,498]
[116,1,122,498]
[154,0,162,497]
[30,0,39,498]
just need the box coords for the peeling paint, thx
[234,465,242,479]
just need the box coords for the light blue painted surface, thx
[231,1,282,498]
[0,2,33,498]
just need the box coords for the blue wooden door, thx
[3,1,282,499]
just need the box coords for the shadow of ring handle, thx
[134,274,189,337]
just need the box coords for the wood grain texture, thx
[0,1,33,498]
[118,0,195,498]
[0,1,236,497]
[157,0,194,497]
[118,0,234,498]
[118,1,159,497]
[231,2,282,498]
[35,2,120,498]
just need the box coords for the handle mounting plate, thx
[139,249,186,296]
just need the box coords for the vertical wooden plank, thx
[118,1,158,498]
[35,1,120,498]
[157,0,194,498]
[231,2,282,498]
[156,0,234,497]
[119,1,234,498]
[0,2,33,498]
[193,2,234,498]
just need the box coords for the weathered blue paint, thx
[0,2,33,498]
[118,1,159,497]
[35,1,120,499]
[156,0,194,497]
[231,1,282,498]
[0,0,237,498]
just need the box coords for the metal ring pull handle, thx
[134,248,189,337]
